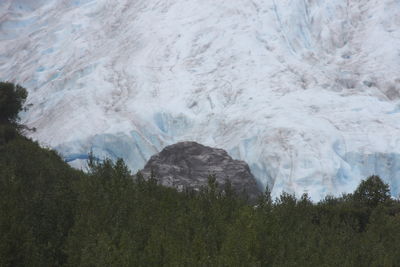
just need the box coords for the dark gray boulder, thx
[141,141,262,200]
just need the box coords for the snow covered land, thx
[1,0,400,199]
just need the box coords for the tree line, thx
[1,82,400,266]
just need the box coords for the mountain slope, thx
[1,0,400,199]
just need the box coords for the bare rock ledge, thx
[141,141,262,200]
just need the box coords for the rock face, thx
[141,142,261,199]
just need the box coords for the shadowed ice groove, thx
[153,112,192,137]
[340,152,400,197]
[56,131,161,172]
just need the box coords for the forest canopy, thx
[1,83,399,266]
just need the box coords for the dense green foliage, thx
[0,133,79,266]
[0,82,31,144]
[0,82,27,125]
[1,85,400,266]
[1,130,400,266]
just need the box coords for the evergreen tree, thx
[0,82,27,125]
[353,175,391,207]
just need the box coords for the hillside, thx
[1,122,400,266]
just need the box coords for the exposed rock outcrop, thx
[141,142,262,200]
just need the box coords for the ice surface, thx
[1,0,400,199]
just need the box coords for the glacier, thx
[1,0,400,200]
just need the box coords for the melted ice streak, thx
[1,0,400,199]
